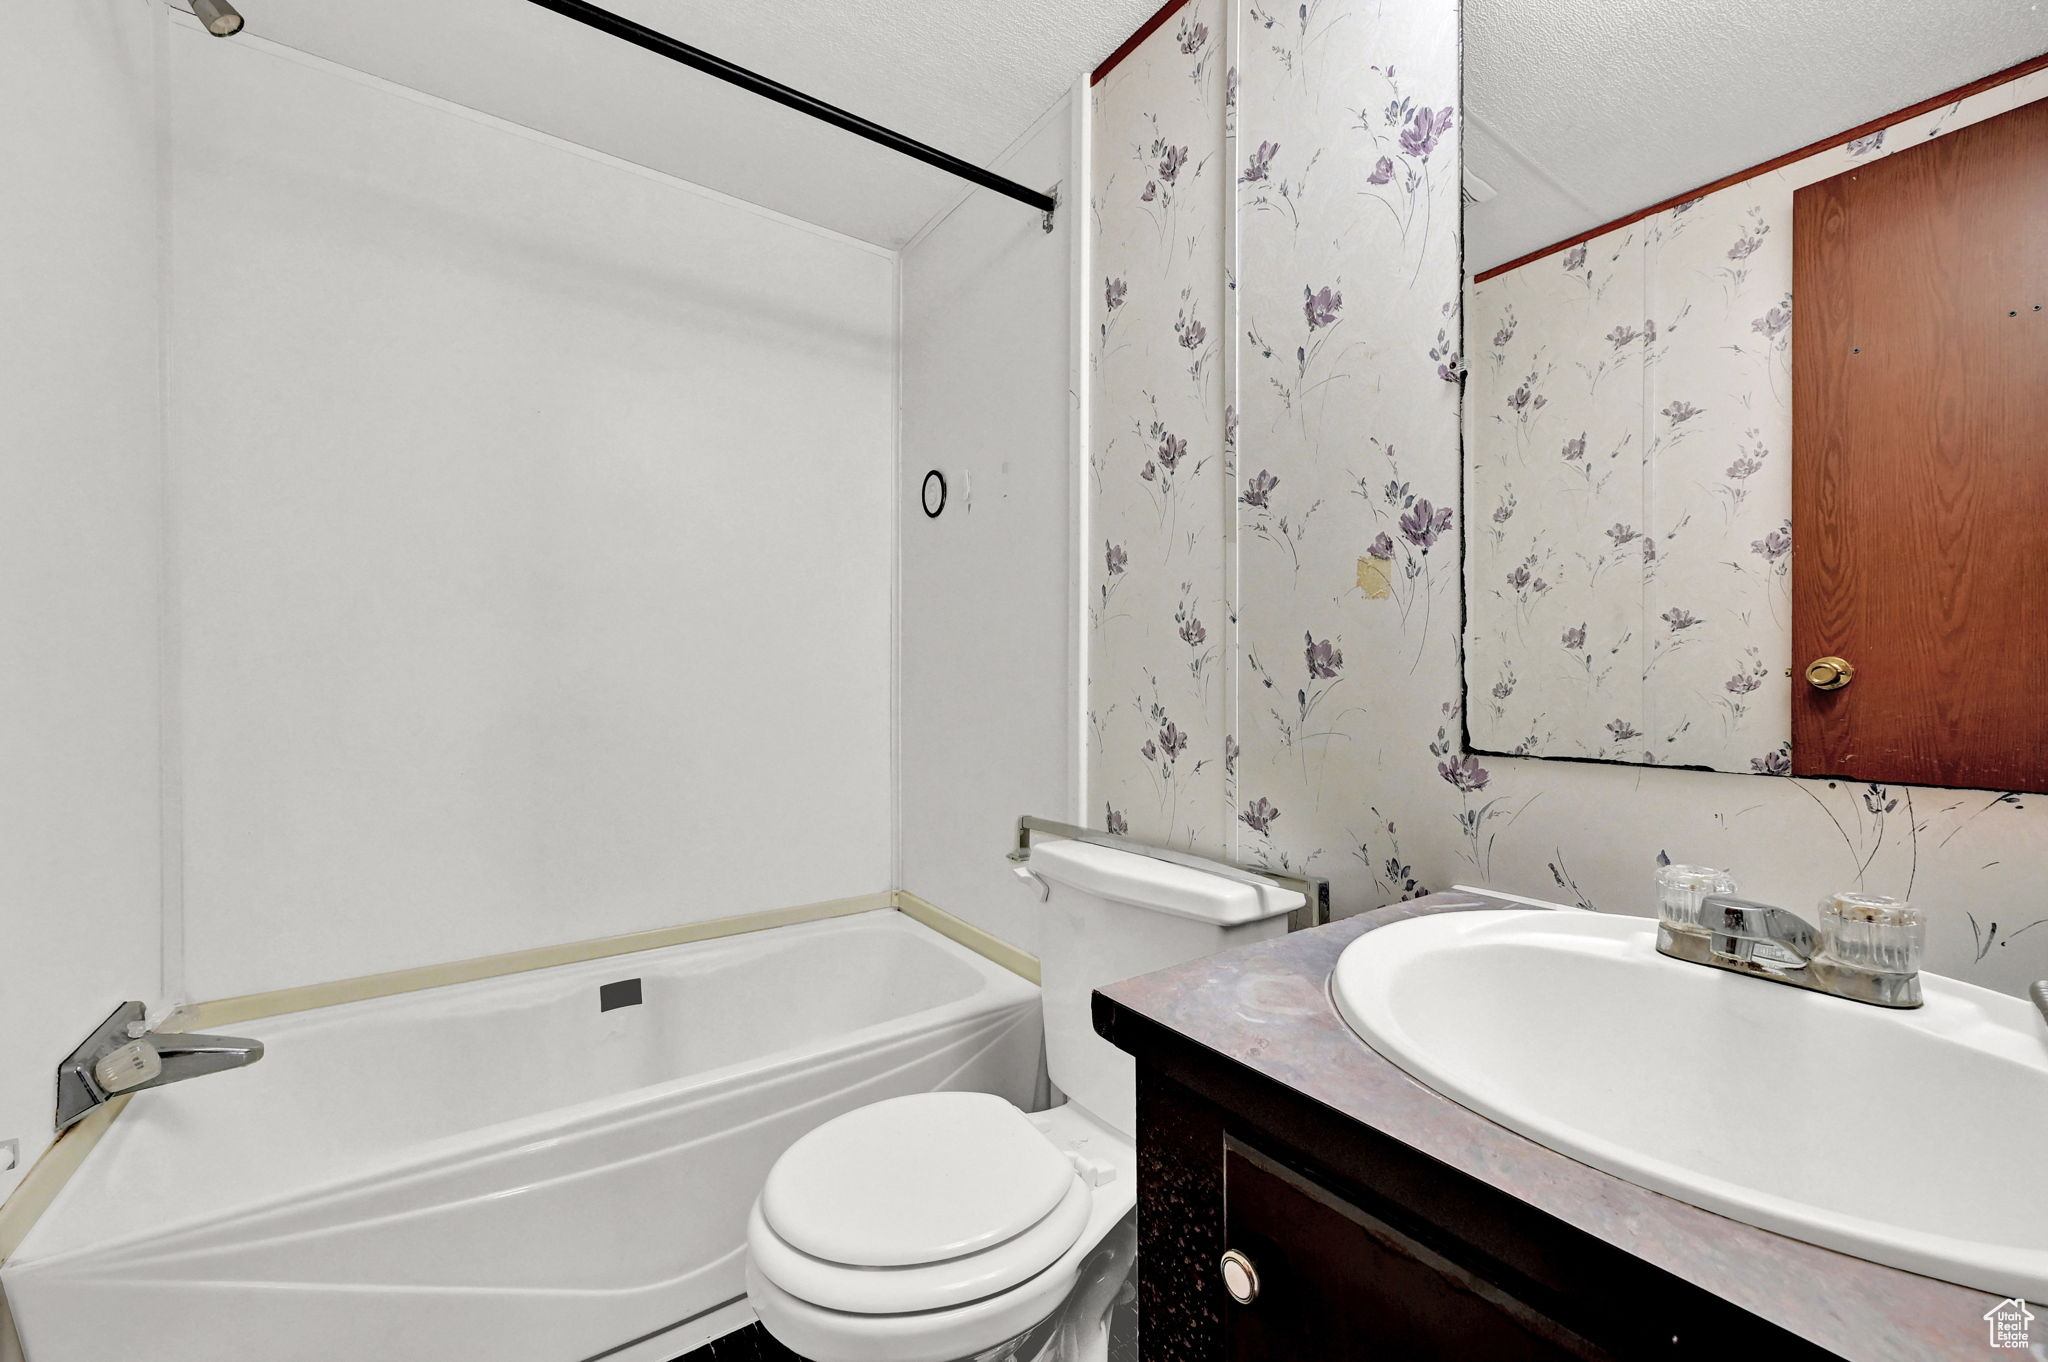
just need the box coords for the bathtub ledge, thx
[166,891,899,1032]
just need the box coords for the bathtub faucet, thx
[56,1001,265,1132]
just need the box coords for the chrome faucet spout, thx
[1701,895,1817,967]
[146,1032,266,1085]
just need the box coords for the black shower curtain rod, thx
[521,0,1059,220]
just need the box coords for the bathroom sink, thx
[1331,908,2048,1299]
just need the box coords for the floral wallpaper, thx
[1089,0,1461,879]
[1089,12,2048,997]
[1089,0,1232,855]
[1230,0,1461,889]
[1465,212,1790,773]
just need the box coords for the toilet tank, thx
[1023,840,1302,1139]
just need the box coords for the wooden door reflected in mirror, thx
[1792,95,2048,790]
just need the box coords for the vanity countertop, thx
[1094,891,2009,1362]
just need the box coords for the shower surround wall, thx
[0,0,167,1205]
[6,1,1101,1220]
[163,26,897,1002]
[897,96,1078,960]
[0,5,898,1200]
[1087,3,2048,995]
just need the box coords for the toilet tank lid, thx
[1027,840,1304,925]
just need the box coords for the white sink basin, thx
[1332,908,2048,1299]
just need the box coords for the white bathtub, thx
[3,910,1042,1362]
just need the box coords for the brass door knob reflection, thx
[1805,657,1855,691]
[1220,1249,1260,1304]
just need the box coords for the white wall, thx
[0,0,167,1200]
[165,28,898,1001]
[896,99,1077,957]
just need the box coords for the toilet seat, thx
[746,1100,1139,1362]
[746,1176,1089,1313]
[760,1091,1080,1267]
[750,1092,1091,1315]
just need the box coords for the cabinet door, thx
[1222,1139,1610,1361]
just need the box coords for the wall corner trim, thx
[893,891,1041,985]
[1092,0,1195,86]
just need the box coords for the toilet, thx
[744,839,1303,1362]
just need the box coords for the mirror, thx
[1459,7,2048,781]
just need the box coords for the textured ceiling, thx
[218,0,1161,247]
[1465,0,2048,273]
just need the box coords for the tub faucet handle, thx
[56,1002,265,1133]
[93,1040,164,1094]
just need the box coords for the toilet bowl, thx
[744,1095,1134,1362]
[746,839,1301,1361]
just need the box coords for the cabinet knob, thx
[1805,656,1855,691]
[1220,1248,1260,1304]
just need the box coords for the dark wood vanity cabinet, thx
[1221,1137,1605,1361]
[1120,1045,1840,1362]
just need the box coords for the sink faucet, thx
[1656,894,1923,1008]
[1700,897,1818,969]
[56,1002,265,1132]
